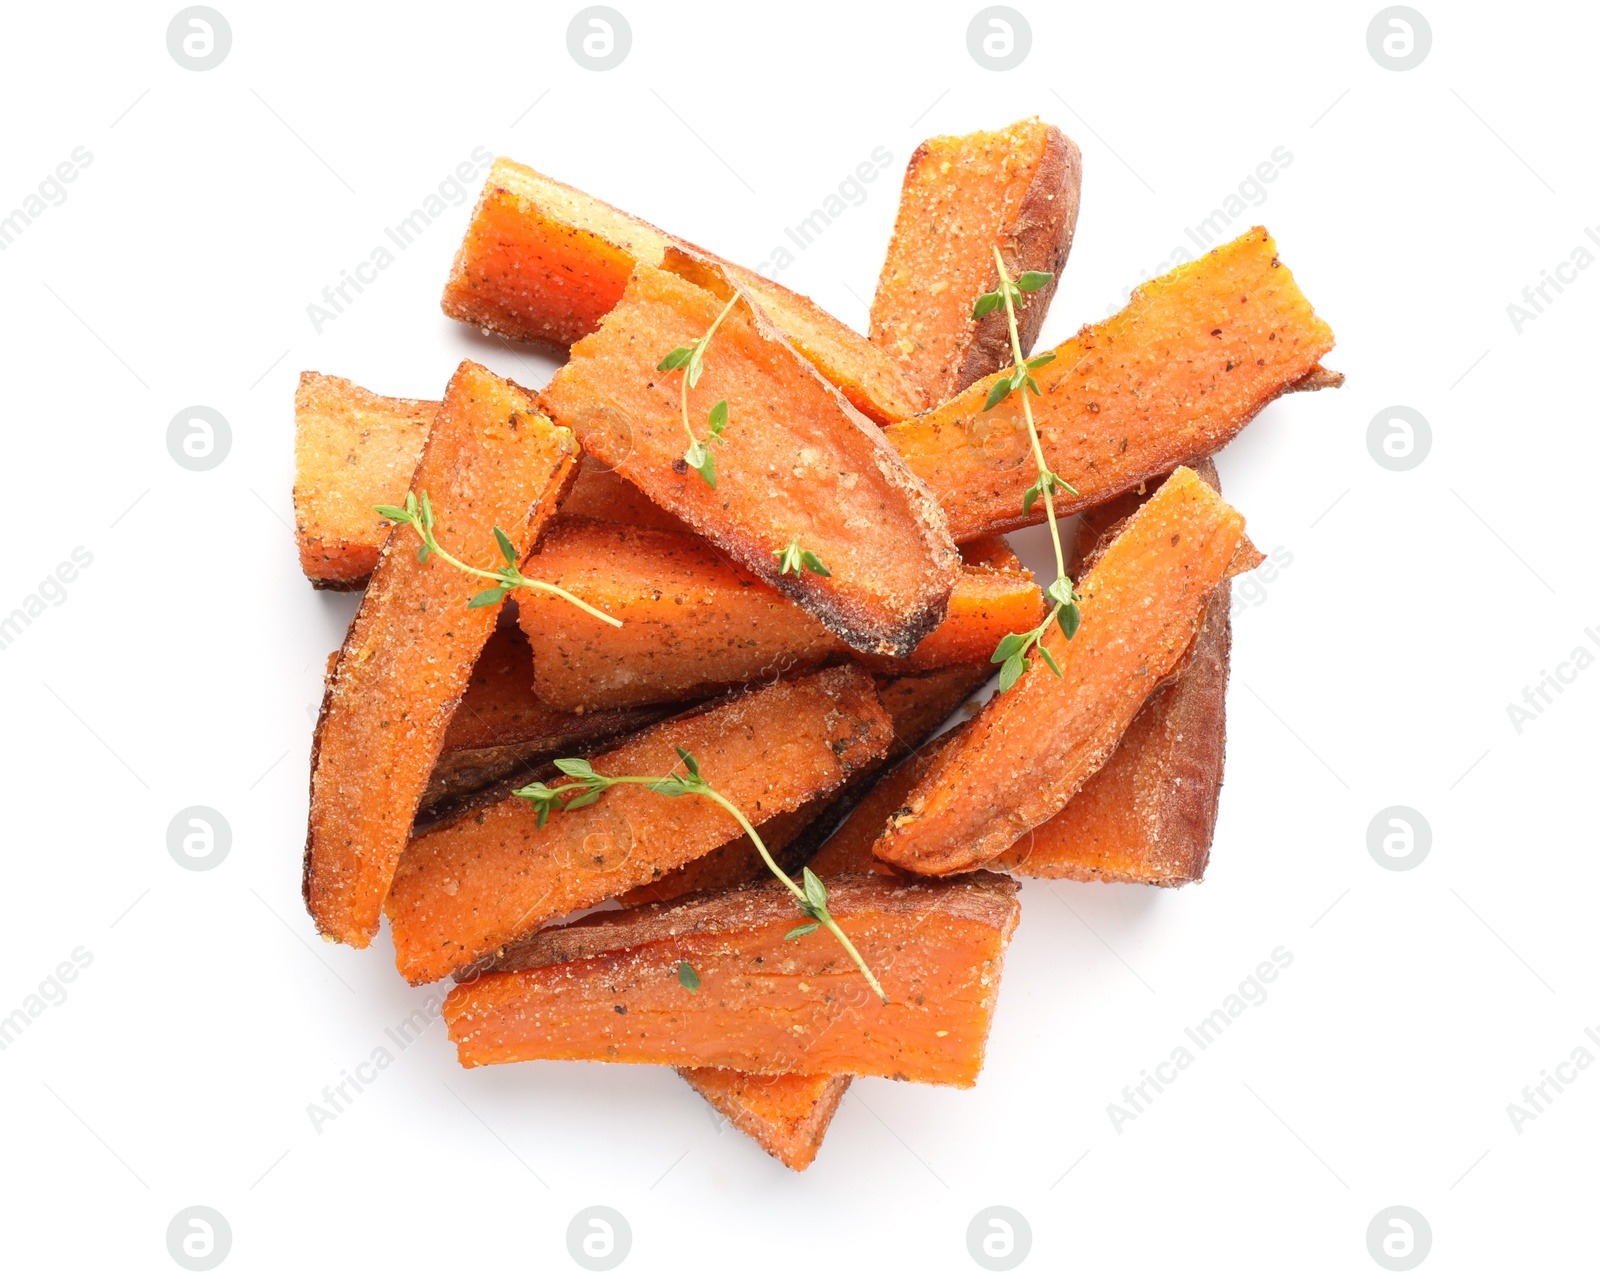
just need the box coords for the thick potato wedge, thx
[293,373,437,589]
[874,466,1259,875]
[871,118,1082,404]
[440,157,922,423]
[886,228,1338,541]
[991,460,1231,884]
[679,1068,850,1172]
[385,667,892,984]
[419,627,676,819]
[515,519,1037,711]
[540,254,960,657]
[448,871,1021,1086]
[304,362,578,946]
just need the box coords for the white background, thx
[2,1,1595,1274]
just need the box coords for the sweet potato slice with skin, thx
[293,373,438,589]
[418,627,678,819]
[516,520,1036,711]
[680,1068,850,1172]
[885,228,1337,541]
[871,118,1082,405]
[448,871,1020,1086]
[304,362,578,946]
[385,666,892,985]
[440,157,922,423]
[874,466,1258,875]
[541,255,960,657]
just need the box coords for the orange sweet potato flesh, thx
[541,254,960,657]
[679,1068,850,1172]
[385,666,892,984]
[419,627,677,819]
[990,460,1231,884]
[292,372,686,589]
[440,158,923,423]
[515,519,1038,711]
[293,373,437,589]
[871,118,1082,405]
[619,663,991,907]
[304,362,578,946]
[446,871,1021,1086]
[874,466,1259,875]
[885,228,1338,541]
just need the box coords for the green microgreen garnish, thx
[375,490,621,628]
[776,536,831,579]
[658,290,742,488]
[513,748,885,1002]
[975,249,1083,692]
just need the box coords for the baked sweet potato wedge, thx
[540,254,960,657]
[991,460,1231,884]
[515,519,1036,710]
[385,666,892,984]
[447,871,1021,1086]
[419,627,676,819]
[885,228,1338,541]
[874,466,1258,875]
[680,1068,850,1172]
[293,373,437,589]
[440,157,922,423]
[871,118,1081,404]
[304,362,578,945]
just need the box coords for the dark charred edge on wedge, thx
[652,247,961,658]
[957,126,1083,394]
[308,573,368,592]
[677,1070,853,1171]
[473,870,1020,974]
[302,370,580,943]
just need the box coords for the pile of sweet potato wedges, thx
[295,118,1339,1170]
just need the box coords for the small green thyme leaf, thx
[785,922,820,940]
[1016,270,1055,292]
[678,961,701,991]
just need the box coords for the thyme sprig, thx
[657,289,742,488]
[375,490,621,627]
[513,749,885,1001]
[776,536,831,579]
[976,248,1084,691]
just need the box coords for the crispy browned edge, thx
[475,869,1020,973]
[678,1070,852,1171]
[639,248,960,659]
[299,377,581,928]
[957,125,1083,391]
